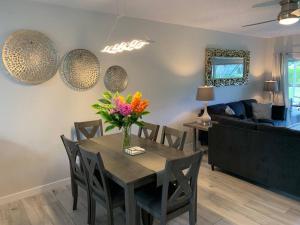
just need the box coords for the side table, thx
[272,105,287,120]
[183,121,214,152]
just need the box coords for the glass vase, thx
[122,125,132,150]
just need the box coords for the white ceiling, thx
[27,0,300,38]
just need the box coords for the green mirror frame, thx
[205,48,250,87]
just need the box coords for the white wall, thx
[0,0,268,198]
[265,34,300,73]
[264,34,300,104]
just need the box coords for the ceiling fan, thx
[243,0,300,27]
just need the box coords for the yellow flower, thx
[133,91,142,99]
[118,96,125,103]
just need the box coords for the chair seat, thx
[93,180,124,208]
[136,186,162,218]
[136,184,189,219]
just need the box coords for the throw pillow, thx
[252,103,272,120]
[243,99,257,118]
[225,105,235,116]
[228,101,246,118]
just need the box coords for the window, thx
[288,59,300,106]
[212,57,244,79]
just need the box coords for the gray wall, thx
[0,0,268,197]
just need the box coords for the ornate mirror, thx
[205,48,250,87]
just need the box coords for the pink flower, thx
[109,108,118,114]
[115,97,132,116]
[119,104,132,116]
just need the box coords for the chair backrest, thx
[79,146,111,203]
[60,135,85,182]
[161,151,203,215]
[160,126,187,150]
[137,122,160,141]
[74,120,103,141]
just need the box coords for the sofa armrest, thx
[272,105,287,121]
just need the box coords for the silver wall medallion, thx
[104,65,128,92]
[60,49,100,91]
[2,30,59,85]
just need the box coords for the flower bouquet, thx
[92,91,149,149]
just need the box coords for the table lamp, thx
[264,80,278,103]
[196,86,215,125]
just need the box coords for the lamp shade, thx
[264,80,278,92]
[196,86,215,101]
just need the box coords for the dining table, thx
[79,133,194,225]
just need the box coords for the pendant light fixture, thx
[101,0,152,54]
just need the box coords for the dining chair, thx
[137,122,160,142]
[160,126,187,150]
[60,135,91,224]
[79,146,125,225]
[74,119,103,141]
[135,151,203,225]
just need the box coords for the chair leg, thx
[90,199,96,225]
[72,182,78,210]
[189,205,196,225]
[194,190,198,223]
[160,214,167,225]
[160,218,167,225]
[87,191,91,225]
[107,207,114,225]
[136,206,141,225]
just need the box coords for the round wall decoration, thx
[104,65,128,92]
[60,49,100,91]
[2,30,59,84]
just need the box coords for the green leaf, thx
[92,104,101,110]
[126,94,132,103]
[141,111,150,115]
[113,92,120,99]
[105,125,116,132]
[99,98,111,104]
[97,111,112,121]
[103,91,112,100]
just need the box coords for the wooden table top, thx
[79,133,192,186]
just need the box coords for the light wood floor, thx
[1,156,300,225]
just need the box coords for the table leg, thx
[193,128,197,152]
[125,184,136,225]
[194,186,198,223]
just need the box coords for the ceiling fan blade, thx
[252,0,279,8]
[242,19,277,27]
[292,9,300,16]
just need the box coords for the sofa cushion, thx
[207,104,227,115]
[252,103,272,120]
[257,124,300,138]
[228,101,246,119]
[211,114,245,122]
[242,99,257,118]
[251,118,274,125]
[219,117,257,130]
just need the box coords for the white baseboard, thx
[0,177,71,206]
